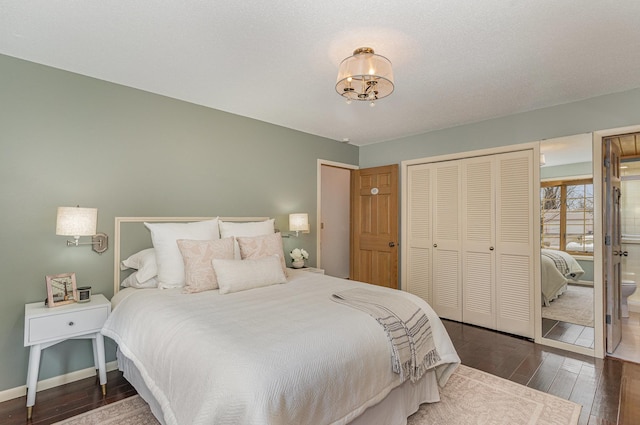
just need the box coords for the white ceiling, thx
[2,1,640,146]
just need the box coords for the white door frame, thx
[316,159,358,270]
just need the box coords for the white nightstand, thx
[23,294,111,418]
[290,266,325,274]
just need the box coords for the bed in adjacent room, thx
[102,217,460,425]
[540,248,585,306]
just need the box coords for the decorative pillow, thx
[120,248,158,284]
[213,255,287,294]
[121,272,159,289]
[219,219,275,259]
[145,218,220,289]
[236,232,287,276]
[177,237,235,293]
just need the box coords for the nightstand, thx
[24,294,111,418]
[290,266,325,274]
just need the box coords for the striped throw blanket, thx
[541,249,571,276]
[332,288,440,383]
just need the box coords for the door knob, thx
[433,243,437,248]
[489,246,494,251]
[389,242,396,248]
[622,251,628,257]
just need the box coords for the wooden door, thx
[462,156,496,329]
[351,165,398,288]
[605,137,623,353]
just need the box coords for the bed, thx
[540,248,585,306]
[102,217,460,425]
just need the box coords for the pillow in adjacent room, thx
[219,218,275,259]
[177,237,235,293]
[120,248,158,284]
[236,232,288,276]
[213,255,287,294]
[145,218,220,289]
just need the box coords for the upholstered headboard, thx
[113,216,270,294]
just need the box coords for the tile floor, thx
[609,311,640,363]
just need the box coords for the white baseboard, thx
[629,299,640,314]
[0,361,119,403]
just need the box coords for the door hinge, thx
[606,314,612,324]
[605,235,611,246]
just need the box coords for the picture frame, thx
[45,272,78,307]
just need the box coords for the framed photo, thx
[45,272,78,307]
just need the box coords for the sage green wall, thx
[540,162,593,180]
[0,54,358,393]
[360,88,640,167]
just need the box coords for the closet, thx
[405,149,534,338]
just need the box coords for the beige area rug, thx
[54,365,581,425]
[542,284,594,327]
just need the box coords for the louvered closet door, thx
[406,164,433,304]
[495,150,534,338]
[461,156,496,329]
[432,162,462,321]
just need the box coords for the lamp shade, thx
[289,213,310,232]
[56,207,98,236]
[336,47,394,102]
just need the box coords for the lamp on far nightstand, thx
[288,213,310,237]
[56,206,108,253]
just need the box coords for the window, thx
[540,178,594,255]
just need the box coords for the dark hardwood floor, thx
[1,320,637,425]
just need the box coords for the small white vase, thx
[291,260,305,269]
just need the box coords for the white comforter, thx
[102,271,459,425]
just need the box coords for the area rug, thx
[542,284,594,327]
[54,365,581,425]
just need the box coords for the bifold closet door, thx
[495,150,534,338]
[461,156,496,329]
[406,161,462,321]
[431,162,462,321]
[406,164,433,304]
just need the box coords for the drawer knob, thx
[68,321,74,326]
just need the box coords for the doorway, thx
[595,125,640,361]
[317,160,358,277]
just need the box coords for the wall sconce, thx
[55,206,108,254]
[283,213,310,238]
[540,153,546,166]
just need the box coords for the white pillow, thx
[121,272,159,289]
[120,248,158,284]
[219,219,275,259]
[213,255,287,294]
[145,218,220,289]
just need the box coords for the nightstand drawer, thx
[28,307,108,344]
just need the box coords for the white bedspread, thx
[102,270,459,425]
[541,249,585,305]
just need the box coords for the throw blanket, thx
[332,288,441,383]
[541,248,584,280]
[541,249,571,275]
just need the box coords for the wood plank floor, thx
[0,320,638,425]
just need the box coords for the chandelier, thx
[336,47,394,106]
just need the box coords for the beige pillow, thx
[213,255,287,294]
[236,232,287,275]
[177,237,235,293]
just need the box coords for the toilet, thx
[621,276,637,318]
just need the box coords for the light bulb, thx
[346,98,352,105]
[370,101,376,107]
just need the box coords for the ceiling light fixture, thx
[336,47,394,107]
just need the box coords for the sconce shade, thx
[56,207,97,236]
[289,213,310,232]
